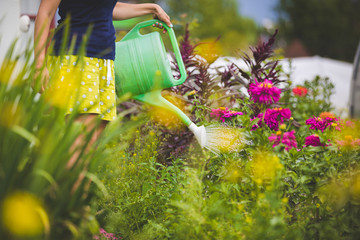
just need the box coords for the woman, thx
[35,0,172,167]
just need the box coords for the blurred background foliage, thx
[126,0,360,62]
[123,0,259,56]
[276,0,360,62]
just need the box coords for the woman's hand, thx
[152,5,173,33]
[33,66,49,93]
[113,3,173,33]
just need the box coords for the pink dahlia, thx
[248,79,281,105]
[306,115,340,132]
[251,108,291,131]
[264,108,292,130]
[269,130,298,151]
[304,135,324,147]
[211,107,243,122]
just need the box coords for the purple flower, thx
[269,130,298,151]
[252,108,292,131]
[304,135,323,147]
[264,108,291,130]
[96,228,121,240]
[248,79,281,105]
[211,107,243,122]
[305,115,340,132]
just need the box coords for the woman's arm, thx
[34,0,60,92]
[34,0,61,69]
[112,3,172,27]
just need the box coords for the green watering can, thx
[114,20,207,147]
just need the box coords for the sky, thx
[237,0,279,25]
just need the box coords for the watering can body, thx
[114,20,187,97]
[114,20,207,146]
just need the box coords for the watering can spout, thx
[188,123,207,148]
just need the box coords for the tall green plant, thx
[0,36,133,239]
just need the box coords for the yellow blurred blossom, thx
[0,101,24,128]
[276,131,282,136]
[279,124,286,130]
[188,90,198,96]
[251,151,283,184]
[350,173,360,205]
[0,60,24,86]
[223,165,242,183]
[196,39,222,64]
[245,215,253,224]
[316,180,348,210]
[147,93,186,129]
[1,191,49,237]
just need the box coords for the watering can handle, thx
[128,19,187,85]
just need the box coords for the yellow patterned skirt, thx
[47,55,117,121]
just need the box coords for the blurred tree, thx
[277,0,360,62]
[128,0,258,55]
[164,0,258,55]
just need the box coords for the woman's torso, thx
[52,0,118,60]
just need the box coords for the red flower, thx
[292,86,308,97]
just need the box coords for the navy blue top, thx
[52,0,118,60]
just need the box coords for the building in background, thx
[0,0,57,63]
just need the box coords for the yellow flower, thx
[188,90,198,95]
[316,203,320,208]
[147,93,185,129]
[279,124,286,130]
[350,174,360,205]
[223,165,242,183]
[251,151,283,184]
[1,191,49,237]
[281,197,289,204]
[276,131,282,136]
[0,101,24,128]
[196,39,222,64]
[317,181,348,210]
[245,215,253,224]
[0,60,24,86]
